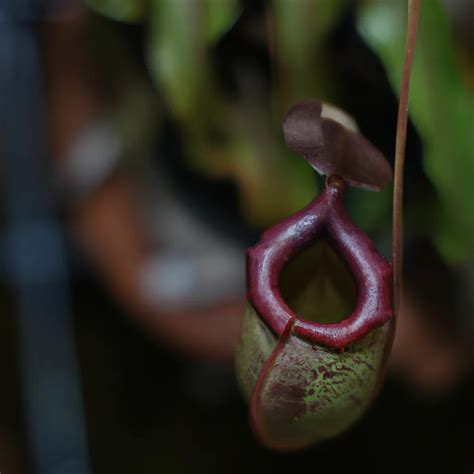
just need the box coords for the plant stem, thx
[393,0,421,315]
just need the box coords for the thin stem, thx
[393,0,421,315]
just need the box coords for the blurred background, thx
[0,0,473,472]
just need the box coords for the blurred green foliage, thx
[87,0,474,262]
[86,0,149,22]
[358,0,474,262]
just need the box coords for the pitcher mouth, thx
[246,176,393,351]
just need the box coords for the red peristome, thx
[246,176,393,351]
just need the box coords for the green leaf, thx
[86,0,149,23]
[204,0,239,43]
[358,0,474,262]
[147,0,209,121]
[146,0,238,121]
[271,0,350,110]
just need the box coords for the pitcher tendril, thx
[393,0,421,315]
